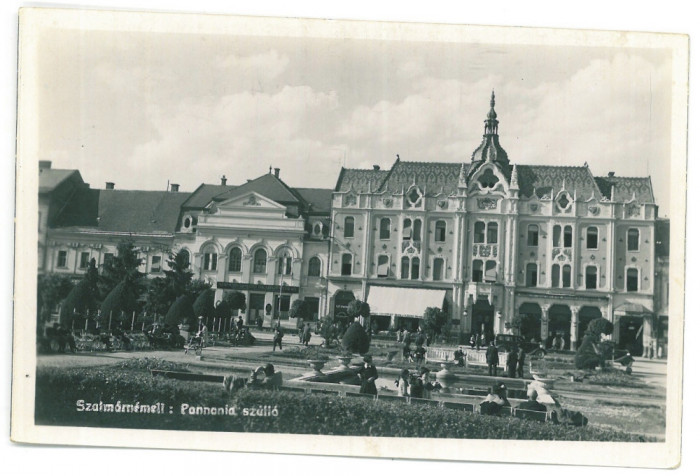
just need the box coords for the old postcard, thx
[11,7,688,468]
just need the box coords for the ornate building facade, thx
[328,93,660,352]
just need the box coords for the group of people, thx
[296,321,313,346]
[223,363,283,393]
[397,328,429,363]
[479,382,547,415]
[394,366,441,398]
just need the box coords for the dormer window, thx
[478,169,498,189]
[405,186,423,208]
[556,192,573,211]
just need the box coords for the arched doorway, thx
[516,303,542,344]
[472,298,494,342]
[577,306,603,348]
[548,305,572,350]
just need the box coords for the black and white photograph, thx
[9,3,690,470]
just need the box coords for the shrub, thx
[347,300,370,320]
[164,294,195,328]
[585,318,614,338]
[575,334,602,370]
[341,322,370,354]
[289,299,310,321]
[192,289,215,319]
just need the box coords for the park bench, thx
[512,408,550,422]
[442,401,475,412]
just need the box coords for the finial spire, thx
[491,90,496,108]
[484,90,499,135]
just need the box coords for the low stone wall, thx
[426,346,508,366]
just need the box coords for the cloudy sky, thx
[36,24,673,214]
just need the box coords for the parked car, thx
[495,334,546,358]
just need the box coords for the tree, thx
[144,277,173,317]
[164,294,195,329]
[186,279,211,299]
[289,299,310,321]
[163,249,194,297]
[575,318,614,370]
[347,300,370,321]
[37,274,74,327]
[192,288,216,320]
[59,259,100,326]
[100,240,144,296]
[99,281,141,328]
[223,291,246,313]
[423,307,448,338]
[585,318,614,340]
[341,322,370,354]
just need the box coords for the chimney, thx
[608,171,615,177]
[373,165,380,171]
[220,175,227,186]
[39,160,52,170]
[105,182,115,190]
[274,168,280,178]
[170,183,180,192]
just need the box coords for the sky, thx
[37,25,673,215]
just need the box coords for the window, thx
[526,263,538,287]
[433,258,444,281]
[627,229,640,251]
[57,250,67,268]
[150,255,162,273]
[253,249,267,274]
[79,252,90,269]
[377,255,390,278]
[472,260,483,282]
[474,222,485,244]
[402,219,412,239]
[562,265,572,288]
[308,257,321,277]
[551,264,560,287]
[484,260,497,282]
[552,225,561,247]
[103,253,114,267]
[413,219,422,240]
[344,216,355,238]
[527,225,539,247]
[487,222,498,244]
[203,250,218,271]
[341,254,352,276]
[435,221,446,242]
[379,218,391,240]
[411,257,420,280]
[627,268,639,292]
[478,169,498,188]
[229,248,242,272]
[585,266,597,289]
[181,250,191,269]
[401,256,410,279]
[277,252,292,275]
[586,227,598,249]
[563,226,573,248]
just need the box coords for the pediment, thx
[216,191,287,211]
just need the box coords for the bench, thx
[442,401,475,412]
[512,408,549,422]
[409,397,440,406]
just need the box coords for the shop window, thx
[432,258,444,281]
[379,218,391,240]
[585,266,597,289]
[474,222,485,243]
[253,249,267,274]
[344,217,355,238]
[435,220,446,242]
[229,248,242,272]
[627,229,639,251]
[527,225,539,247]
[526,263,538,287]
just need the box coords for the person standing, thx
[302,323,312,346]
[486,341,499,376]
[516,344,526,378]
[358,355,378,395]
[198,317,208,348]
[395,369,410,396]
[506,346,518,378]
[272,323,284,351]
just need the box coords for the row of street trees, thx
[36,240,246,333]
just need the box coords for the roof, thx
[594,176,655,203]
[379,160,463,195]
[182,183,236,209]
[334,168,390,193]
[213,173,301,205]
[53,189,190,234]
[39,168,83,194]
[516,165,603,201]
[295,188,333,214]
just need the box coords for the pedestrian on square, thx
[469,334,476,349]
[272,323,284,351]
[198,317,208,348]
[358,355,378,395]
[414,345,426,364]
[516,344,526,378]
[395,369,410,396]
[302,323,312,346]
[486,341,499,376]
[419,367,440,399]
[506,345,518,378]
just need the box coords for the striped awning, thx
[367,286,446,317]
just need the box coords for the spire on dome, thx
[484,90,499,135]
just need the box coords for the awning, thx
[367,286,446,317]
[614,302,653,315]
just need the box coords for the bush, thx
[347,300,370,320]
[586,318,614,338]
[192,289,215,319]
[341,322,370,354]
[289,299,310,321]
[164,294,195,328]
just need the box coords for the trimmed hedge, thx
[35,364,647,441]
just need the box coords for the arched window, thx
[552,225,561,247]
[432,258,444,281]
[411,257,420,280]
[551,264,560,287]
[180,250,190,269]
[402,218,412,239]
[344,216,355,238]
[253,249,267,274]
[308,257,321,277]
[435,220,446,242]
[527,224,539,247]
[277,251,292,275]
[586,227,598,249]
[474,222,485,243]
[413,219,422,240]
[627,229,640,251]
[472,260,483,282]
[526,263,538,287]
[202,246,217,271]
[627,268,639,292]
[341,254,353,276]
[401,256,410,279]
[484,260,497,282]
[377,255,389,278]
[585,266,597,289]
[563,225,573,248]
[562,265,572,288]
[379,218,391,240]
[228,248,242,272]
[487,222,498,244]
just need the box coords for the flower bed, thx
[35,364,649,441]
